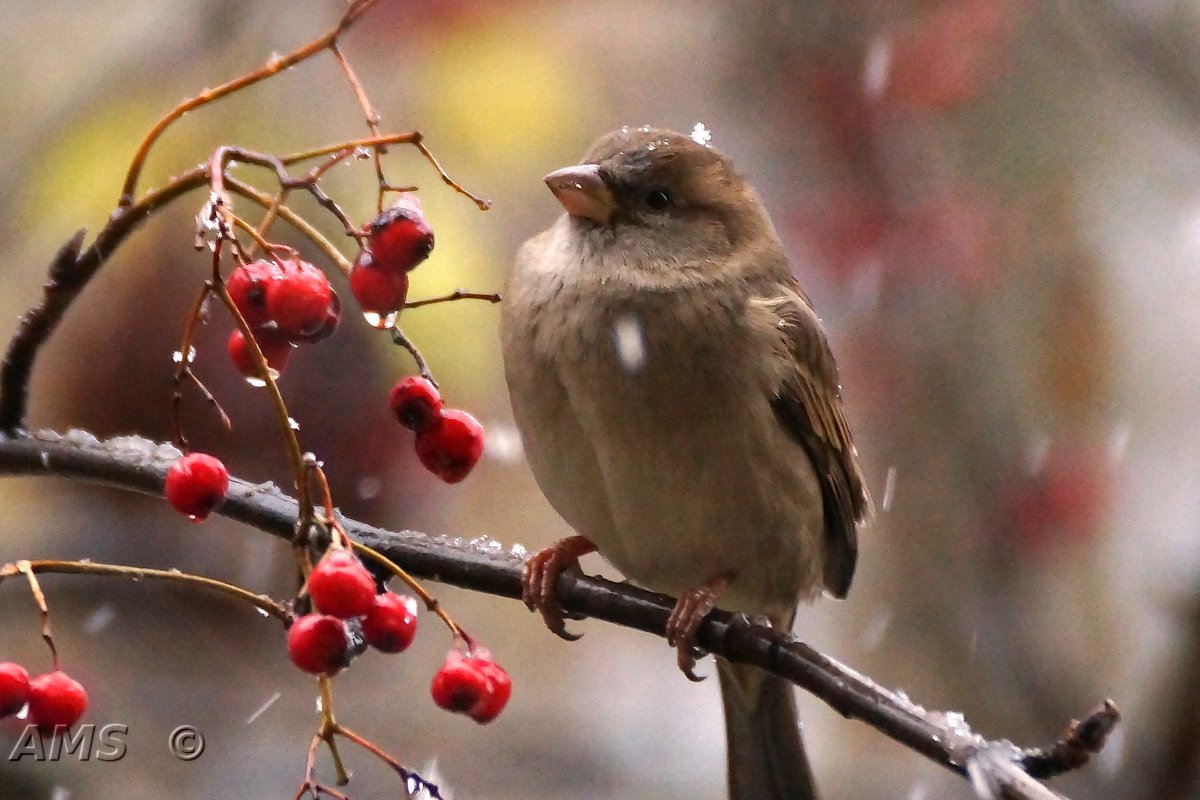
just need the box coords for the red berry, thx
[287,614,352,676]
[307,550,376,619]
[361,592,418,653]
[286,291,341,344]
[430,650,511,723]
[0,662,30,717]
[164,453,229,522]
[228,328,294,380]
[366,194,435,273]
[227,259,283,328]
[266,260,337,338]
[26,671,87,730]
[415,409,484,483]
[430,650,489,714]
[350,257,409,325]
[389,377,443,432]
[469,659,512,723]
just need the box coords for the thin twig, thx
[0,167,210,433]
[119,0,384,204]
[15,561,59,670]
[171,283,232,449]
[390,328,436,386]
[330,43,390,213]
[353,540,465,640]
[280,133,491,211]
[317,677,350,785]
[225,177,353,276]
[404,289,502,310]
[0,558,289,621]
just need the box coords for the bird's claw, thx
[666,577,730,681]
[677,644,707,682]
[521,536,595,642]
[540,603,584,642]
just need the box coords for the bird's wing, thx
[751,286,870,598]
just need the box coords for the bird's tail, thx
[718,659,818,800]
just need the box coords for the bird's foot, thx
[666,573,733,682]
[521,534,597,641]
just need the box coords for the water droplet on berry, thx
[361,310,397,329]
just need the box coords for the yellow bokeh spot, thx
[419,12,600,169]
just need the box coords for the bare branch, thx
[0,429,1116,797]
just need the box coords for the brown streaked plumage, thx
[501,126,869,800]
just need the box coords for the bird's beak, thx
[544,164,616,224]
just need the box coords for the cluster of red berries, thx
[351,194,434,327]
[227,257,341,381]
[0,663,88,730]
[389,376,484,483]
[164,452,230,522]
[285,548,510,724]
[287,550,418,675]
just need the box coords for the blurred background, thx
[0,0,1197,797]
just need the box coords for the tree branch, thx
[0,429,1117,798]
[0,169,209,434]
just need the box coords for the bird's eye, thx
[645,189,672,211]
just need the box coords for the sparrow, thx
[500,126,870,800]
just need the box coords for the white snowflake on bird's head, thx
[690,122,712,146]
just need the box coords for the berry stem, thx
[198,225,316,539]
[212,278,317,533]
[171,283,233,450]
[351,541,466,641]
[293,733,352,800]
[0,559,289,622]
[225,178,353,276]
[208,144,364,246]
[335,724,427,787]
[310,462,352,552]
[329,42,390,214]
[228,212,279,259]
[118,0,385,206]
[413,134,493,211]
[389,327,437,387]
[317,676,350,785]
[245,189,287,260]
[279,133,492,211]
[403,289,503,310]
[14,561,59,671]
